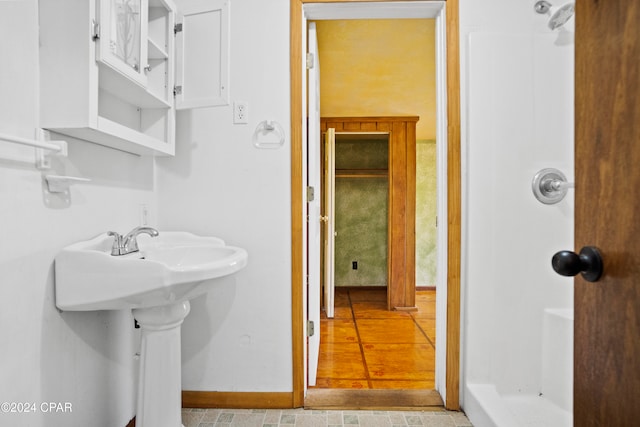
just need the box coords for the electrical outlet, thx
[140,203,149,226]
[234,101,248,124]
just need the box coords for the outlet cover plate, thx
[234,101,248,124]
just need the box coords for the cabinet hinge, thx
[307,320,315,337]
[307,186,315,202]
[91,20,100,41]
[173,86,182,96]
[306,53,314,70]
[174,23,183,34]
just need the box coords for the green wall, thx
[334,137,388,287]
[416,140,437,286]
[333,138,437,288]
[335,177,388,286]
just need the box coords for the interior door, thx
[572,0,640,424]
[323,128,336,318]
[307,22,322,387]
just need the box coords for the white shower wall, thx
[460,1,575,426]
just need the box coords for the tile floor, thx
[314,288,436,389]
[181,408,473,427]
[179,289,474,427]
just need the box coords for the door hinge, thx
[91,20,100,41]
[307,320,315,337]
[306,53,314,70]
[173,85,182,96]
[174,23,183,34]
[307,186,315,202]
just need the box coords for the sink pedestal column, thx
[133,301,191,427]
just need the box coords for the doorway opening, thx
[307,3,446,408]
[315,114,439,391]
[290,0,461,409]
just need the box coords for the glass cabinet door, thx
[97,0,148,86]
[110,0,142,71]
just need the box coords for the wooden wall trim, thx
[322,116,418,310]
[182,391,294,409]
[321,116,420,123]
[305,389,444,410]
[445,0,461,411]
[290,0,305,409]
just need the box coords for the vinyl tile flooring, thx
[181,408,473,427]
[312,287,436,389]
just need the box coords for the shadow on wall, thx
[40,261,138,426]
[181,275,236,373]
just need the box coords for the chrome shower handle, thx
[532,168,574,205]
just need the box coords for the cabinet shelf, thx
[49,116,173,156]
[99,64,171,109]
[148,38,169,60]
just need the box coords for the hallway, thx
[313,288,436,389]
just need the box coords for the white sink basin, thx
[55,231,248,311]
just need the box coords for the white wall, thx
[0,2,157,426]
[156,0,292,391]
[459,0,575,424]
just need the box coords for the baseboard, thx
[335,286,387,291]
[304,389,444,410]
[336,285,436,292]
[182,391,295,409]
[394,306,419,311]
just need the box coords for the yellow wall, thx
[315,19,436,139]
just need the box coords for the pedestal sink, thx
[55,231,248,427]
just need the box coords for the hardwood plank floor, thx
[312,287,436,390]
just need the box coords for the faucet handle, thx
[107,231,123,256]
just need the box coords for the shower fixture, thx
[534,1,575,30]
[532,168,574,204]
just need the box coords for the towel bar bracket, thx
[36,140,68,170]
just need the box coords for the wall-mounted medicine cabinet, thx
[39,0,229,156]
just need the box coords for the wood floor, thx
[312,287,436,390]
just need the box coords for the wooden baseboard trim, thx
[336,285,386,291]
[304,389,444,410]
[394,306,419,312]
[182,391,295,409]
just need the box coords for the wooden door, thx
[574,0,640,424]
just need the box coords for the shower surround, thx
[459,3,575,425]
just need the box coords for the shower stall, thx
[461,3,575,426]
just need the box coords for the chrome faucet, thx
[107,226,159,256]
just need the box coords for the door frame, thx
[289,0,461,409]
[321,116,420,312]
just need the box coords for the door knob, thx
[552,246,603,282]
